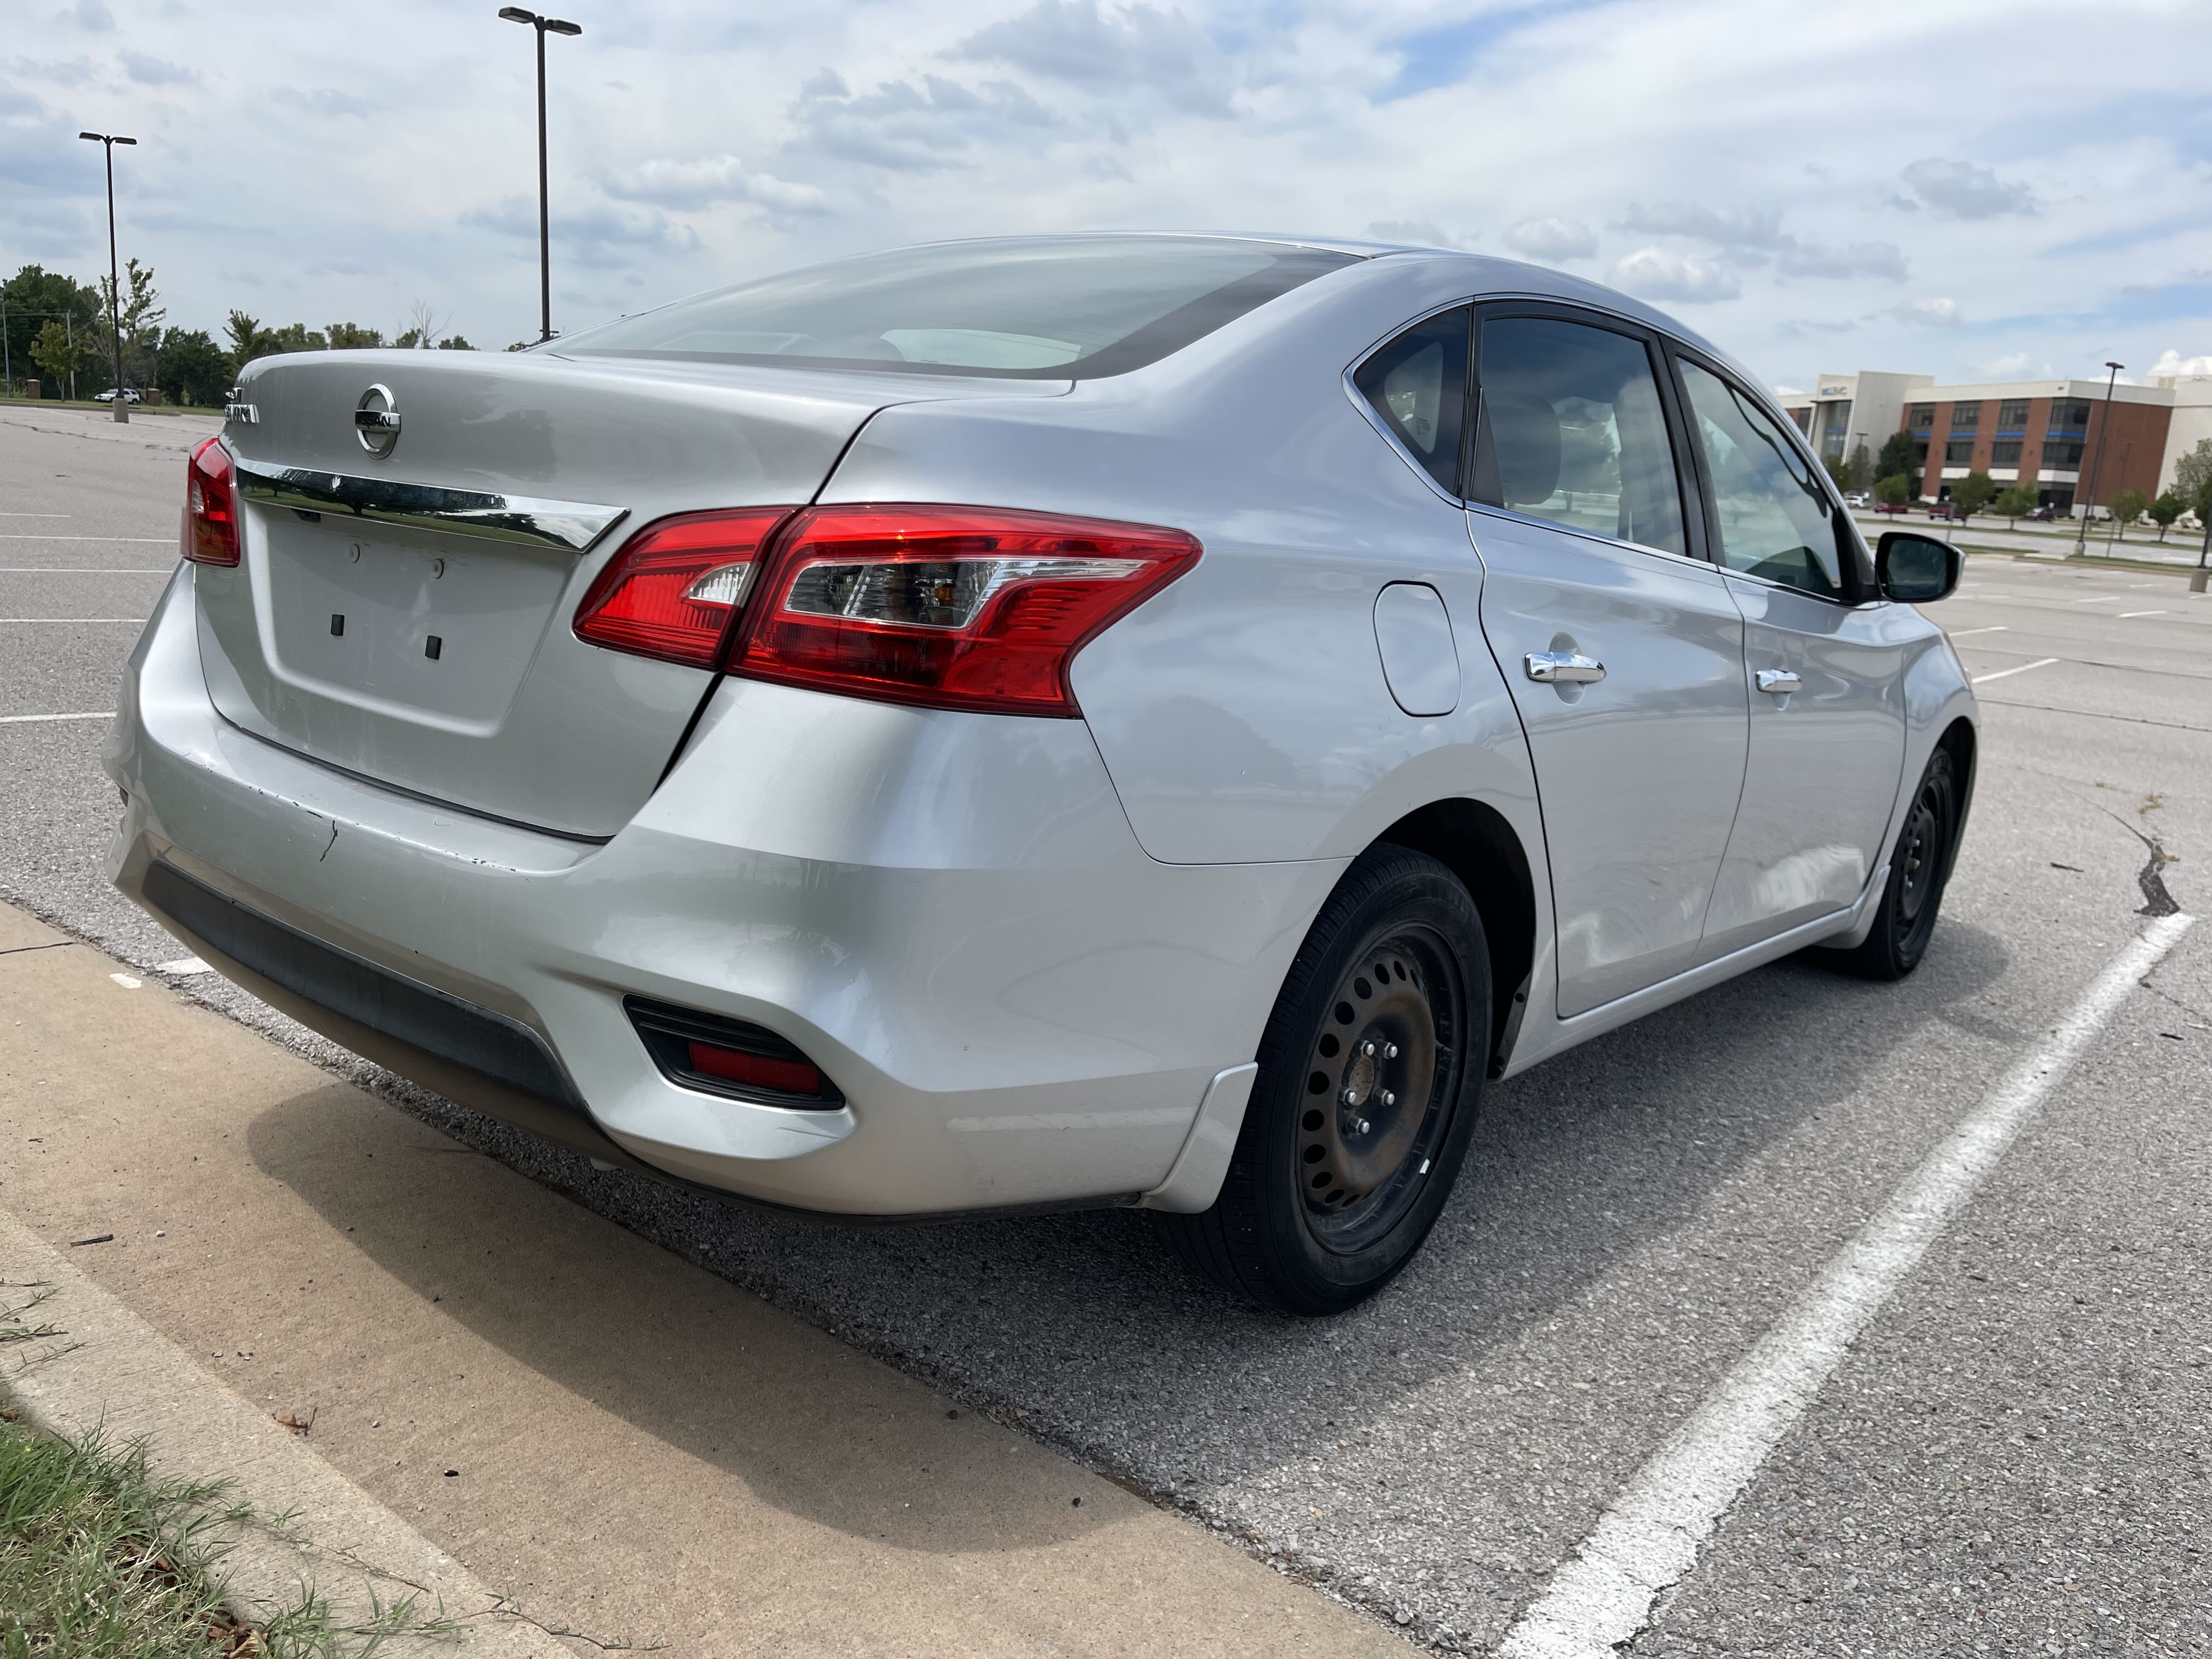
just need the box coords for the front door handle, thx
[1756,668,1802,696]
[1525,651,1606,685]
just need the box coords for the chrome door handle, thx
[1756,669,1802,696]
[1525,651,1606,685]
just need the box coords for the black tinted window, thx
[1473,316,1688,556]
[1354,308,1470,493]
[560,237,1358,380]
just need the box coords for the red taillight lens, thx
[729,504,1200,716]
[572,507,795,668]
[183,436,240,567]
[684,1040,822,1096]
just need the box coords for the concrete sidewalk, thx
[0,900,1408,1656]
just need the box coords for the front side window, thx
[1472,316,1687,555]
[1353,308,1470,493]
[561,237,1358,380]
[1678,358,1847,600]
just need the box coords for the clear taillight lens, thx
[572,507,795,668]
[183,436,240,567]
[729,504,1201,716]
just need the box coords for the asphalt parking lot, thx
[4,403,2208,1655]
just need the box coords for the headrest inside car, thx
[1488,391,1561,509]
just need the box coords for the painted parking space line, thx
[0,617,146,624]
[0,712,116,725]
[1971,657,2061,685]
[1498,915,2195,1659]
[0,534,173,543]
[2119,610,2170,618]
[0,512,71,518]
[2076,596,2124,605]
[1946,625,2008,637]
[0,567,173,573]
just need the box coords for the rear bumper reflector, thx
[624,995,843,1109]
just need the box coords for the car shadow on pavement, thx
[251,921,2011,1533]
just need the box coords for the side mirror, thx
[1876,531,1961,603]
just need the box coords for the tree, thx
[225,310,263,362]
[435,334,474,351]
[1875,472,1912,507]
[1950,471,1996,521]
[94,257,165,388]
[326,321,384,349]
[1875,430,1919,486]
[1993,486,2035,527]
[3,264,101,394]
[1847,442,1874,493]
[1823,454,1850,492]
[29,319,93,394]
[2175,438,2212,568]
[155,329,233,407]
[2148,492,2184,541]
[399,299,447,349]
[2108,487,2148,541]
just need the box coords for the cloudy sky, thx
[7,0,2209,392]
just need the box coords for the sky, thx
[7,0,2210,394]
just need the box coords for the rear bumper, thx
[104,567,1342,1216]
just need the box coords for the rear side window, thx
[1353,308,1471,493]
[1472,316,1688,556]
[560,237,1358,380]
[1677,359,1847,599]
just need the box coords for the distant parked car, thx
[1926,503,1966,522]
[1845,492,1870,508]
[93,387,142,404]
[1873,500,1912,516]
[2024,505,2056,522]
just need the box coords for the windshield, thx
[560,236,1360,380]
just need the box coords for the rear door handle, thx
[1525,651,1606,685]
[1756,669,1802,696]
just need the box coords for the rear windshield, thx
[560,237,1360,380]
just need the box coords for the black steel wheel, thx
[1821,745,1961,980]
[1160,844,1489,1315]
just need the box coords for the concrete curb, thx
[0,1209,560,1657]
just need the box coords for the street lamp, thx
[2074,359,2123,557]
[77,130,137,424]
[498,8,582,344]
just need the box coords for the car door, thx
[1668,351,1908,958]
[1466,307,1750,1018]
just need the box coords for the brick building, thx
[1783,371,2212,514]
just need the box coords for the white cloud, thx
[1777,240,1907,281]
[2148,348,2212,377]
[948,0,1232,117]
[1615,200,1786,250]
[1888,297,1962,328]
[607,155,830,217]
[1368,220,1460,249]
[1897,158,2036,219]
[1773,383,1807,399]
[1612,247,1740,303]
[1505,216,1596,261]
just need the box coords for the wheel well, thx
[1376,799,1537,1077]
[1936,716,1977,883]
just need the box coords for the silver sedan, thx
[104,234,1975,1313]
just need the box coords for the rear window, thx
[560,237,1359,380]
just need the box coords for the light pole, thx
[2074,359,2123,557]
[498,8,581,344]
[77,129,137,423]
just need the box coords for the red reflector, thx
[685,1040,822,1097]
[729,504,1200,716]
[573,507,795,668]
[183,436,240,567]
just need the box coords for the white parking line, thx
[0,567,173,573]
[0,512,71,518]
[2119,610,2169,619]
[1972,657,2061,685]
[1498,914,2196,1659]
[0,617,146,624]
[2076,595,2123,605]
[1946,625,2008,637]
[0,534,172,543]
[0,712,116,724]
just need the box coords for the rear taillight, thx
[183,436,240,567]
[727,504,1200,716]
[573,507,794,668]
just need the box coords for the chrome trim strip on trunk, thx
[232,458,627,552]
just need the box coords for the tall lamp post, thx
[2074,359,2123,557]
[498,8,581,344]
[77,130,137,424]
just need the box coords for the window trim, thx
[1663,342,1877,607]
[1340,298,1476,503]
[1464,298,1712,569]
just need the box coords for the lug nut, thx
[1360,1040,1376,1057]
[1380,1090,1396,1107]
[1356,1119,1370,1134]
[1384,1043,1400,1059]
[1341,1088,1358,1106]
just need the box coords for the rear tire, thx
[1821,745,1960,981]
[1161,845,1489,1315]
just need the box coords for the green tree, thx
[259,323,329,357]
[1874,472,1912,507]
[1875,430,1919,484]
[2107,487,2148,540]
[3,264,101,395]
[326,322,384,349]
[29,318,93,394]
[1823,454,1850,492]
[435,334,474,351]
[2148,492,2184,541]
[1993,486,2035,527]
[155,329,233,407]
[93,257,165,388]
[2174,438,2212,567]
[1846,442,1874,492]
[1950,471,1996,521]
[224,310,263,362]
